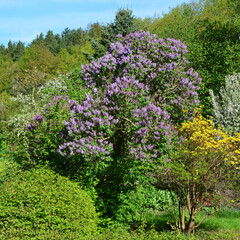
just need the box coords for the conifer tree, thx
[44,30,60,54]
[90,8,140,59]
[7,40,16,59]
[14,41,25,61]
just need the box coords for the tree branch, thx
[121,116,137,127]
[194,208,218,229]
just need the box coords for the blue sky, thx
[0,0,190,47]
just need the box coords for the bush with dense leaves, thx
[0,133,20,185]
[0,168,99,238]
[115,185,172,224]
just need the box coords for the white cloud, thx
[18,31,42,44]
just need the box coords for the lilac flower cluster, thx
[56,96,114,162]
[49,74,176,164]
[80,31,201,122]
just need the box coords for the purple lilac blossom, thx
[27,31,201,180]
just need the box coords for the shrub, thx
[9,75,68,138]
[155,109,240,234]
[0,168,99,238]
[17,96,71,171]
[0,133,20,184]
[115,185,172,224]
[210,72,240,134]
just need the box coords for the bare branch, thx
[102,136,111,141]
[194,208,218,229]
[121,116,137,127]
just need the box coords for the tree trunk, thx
[187,208,196,234]
[180,206,186,232]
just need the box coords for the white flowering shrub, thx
[210,72,240,133]
[38,75,68,97]
[8,76,68,137]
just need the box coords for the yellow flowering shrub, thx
[156,108,240,234]
[179,109,240,169]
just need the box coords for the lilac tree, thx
[24,31,201,214]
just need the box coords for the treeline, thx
[138,0,240,114]
[0,0,239,131]
[0,8,139,129]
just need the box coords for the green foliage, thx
[63,66,90,101]
[115,185,172,224]
[4,40,25,61]
[194,208,240,238]
[7,40,25,61]
[17,43,61,76]
[210,72,240,134]
[112,8,140,37]
[197,40,240,115]
[0,133,20,184]
[59,27,88,52]
[88,22,102,39]
[0,44,7,55]
[0,168,99,238]
[0,54,16,130]
[215,207,240,219]
[149,3,196,43]
[44,30,60,54]
[58,40,94,73]
[5,40,25,61]
[11,42,62,98]
[0,92,11,131]
[197,230,240,240]
[140,0,240,115]
[101,7,138,46]
[95,226,196,240]
[32,33,44,45]
[31,27,88,55]
[12,68,49,96]
[13,41,25,61]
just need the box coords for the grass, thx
[199,209,240,231]
[195,208,240,239]
[129,207,240,239]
